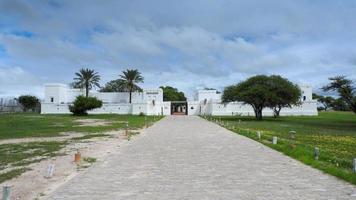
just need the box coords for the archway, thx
[171,101,187,115]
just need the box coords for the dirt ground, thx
[0,128,145,200]
[74,119,113,127]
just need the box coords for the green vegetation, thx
[205,111,356,185]
[83,157,97,163]
[0,113,162,182]
[71,68,101,97]
[0,113,162,139]
[0,141,66,169]
[0,141,66,183]
[69,96,103,115]
[18,95,40,112]
[0,168,30,183]
[71,133,110,141]
[222,75,301,120]
[322,75,356,113]
[160,86,186,101]
[101,69,144,103]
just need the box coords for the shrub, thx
[139,112,145,116]
[69,96,102,116]
[18,95,39,112]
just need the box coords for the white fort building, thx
[41,83,318,116]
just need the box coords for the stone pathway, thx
[49,116,356,200]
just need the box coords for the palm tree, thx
[117,69,144,103]
[73,68,101,97]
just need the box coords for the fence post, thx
[144,116,147,128]
[272,136,278,145]
[314,147,319,160]
[257,131,261,140]
[2,186,11,200]
[46,163,55,178]
[353,158,356,173]
[125,122,129,136]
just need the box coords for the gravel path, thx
[49,116,356,200]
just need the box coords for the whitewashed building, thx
[41,83,317,116]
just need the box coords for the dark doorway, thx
[171,101,187,115]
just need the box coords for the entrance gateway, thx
[171,101,187,115]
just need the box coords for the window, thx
[303,96,306,101]
[50,97,54,103]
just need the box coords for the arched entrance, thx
[171,101,187,115]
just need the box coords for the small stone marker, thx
[46,163,55,178]
[289,131,296,139]
[314,147,319,160]
[353,158,356,173]
[2,185,11,200]
[257,131,261,140]
[272,136,278,145]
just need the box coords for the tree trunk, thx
[273,106,282,118]
[129,90,132,103]
[85,83,89,98]
[253,107,263,120]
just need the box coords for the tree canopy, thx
[160,86,186,101]
[117,69,144,103]
[69,96,102,116]
[100,80,125,92]
[312,93,335,111]
[222,75,301,120]
[18,95,39,112]
[268,75,301,117]
[72,68,100,97]
[100,69,144,103]
[322,75,356,114]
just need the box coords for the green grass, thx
[204,111,356,185]
[0,113,163,182]
[0,141,66,183]
[0,113,162,139]
[83,157,97,163]
[0,141,67,169]
[0,168,30,183]
[70,133,110,141]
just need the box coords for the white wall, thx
[195,89,221,102]
[41,83,317,116]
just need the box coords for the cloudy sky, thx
[0,0,355,98]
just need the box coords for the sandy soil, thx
[74,119,113,127]
[0,128,145,200]
[0,132,84,145]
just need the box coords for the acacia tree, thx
[222,75,274,120]
[322,75,356,114]
[222,75,301,120]
[72,68,101,97]
[268,75,301,117]
[312,93,335,111]
[117,69,144,103]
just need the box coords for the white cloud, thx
[0,0,356,98]
[0,65,43,97]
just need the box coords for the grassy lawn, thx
[204,111,356,185]
[0,113,163,183]
[0,113,162,139]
